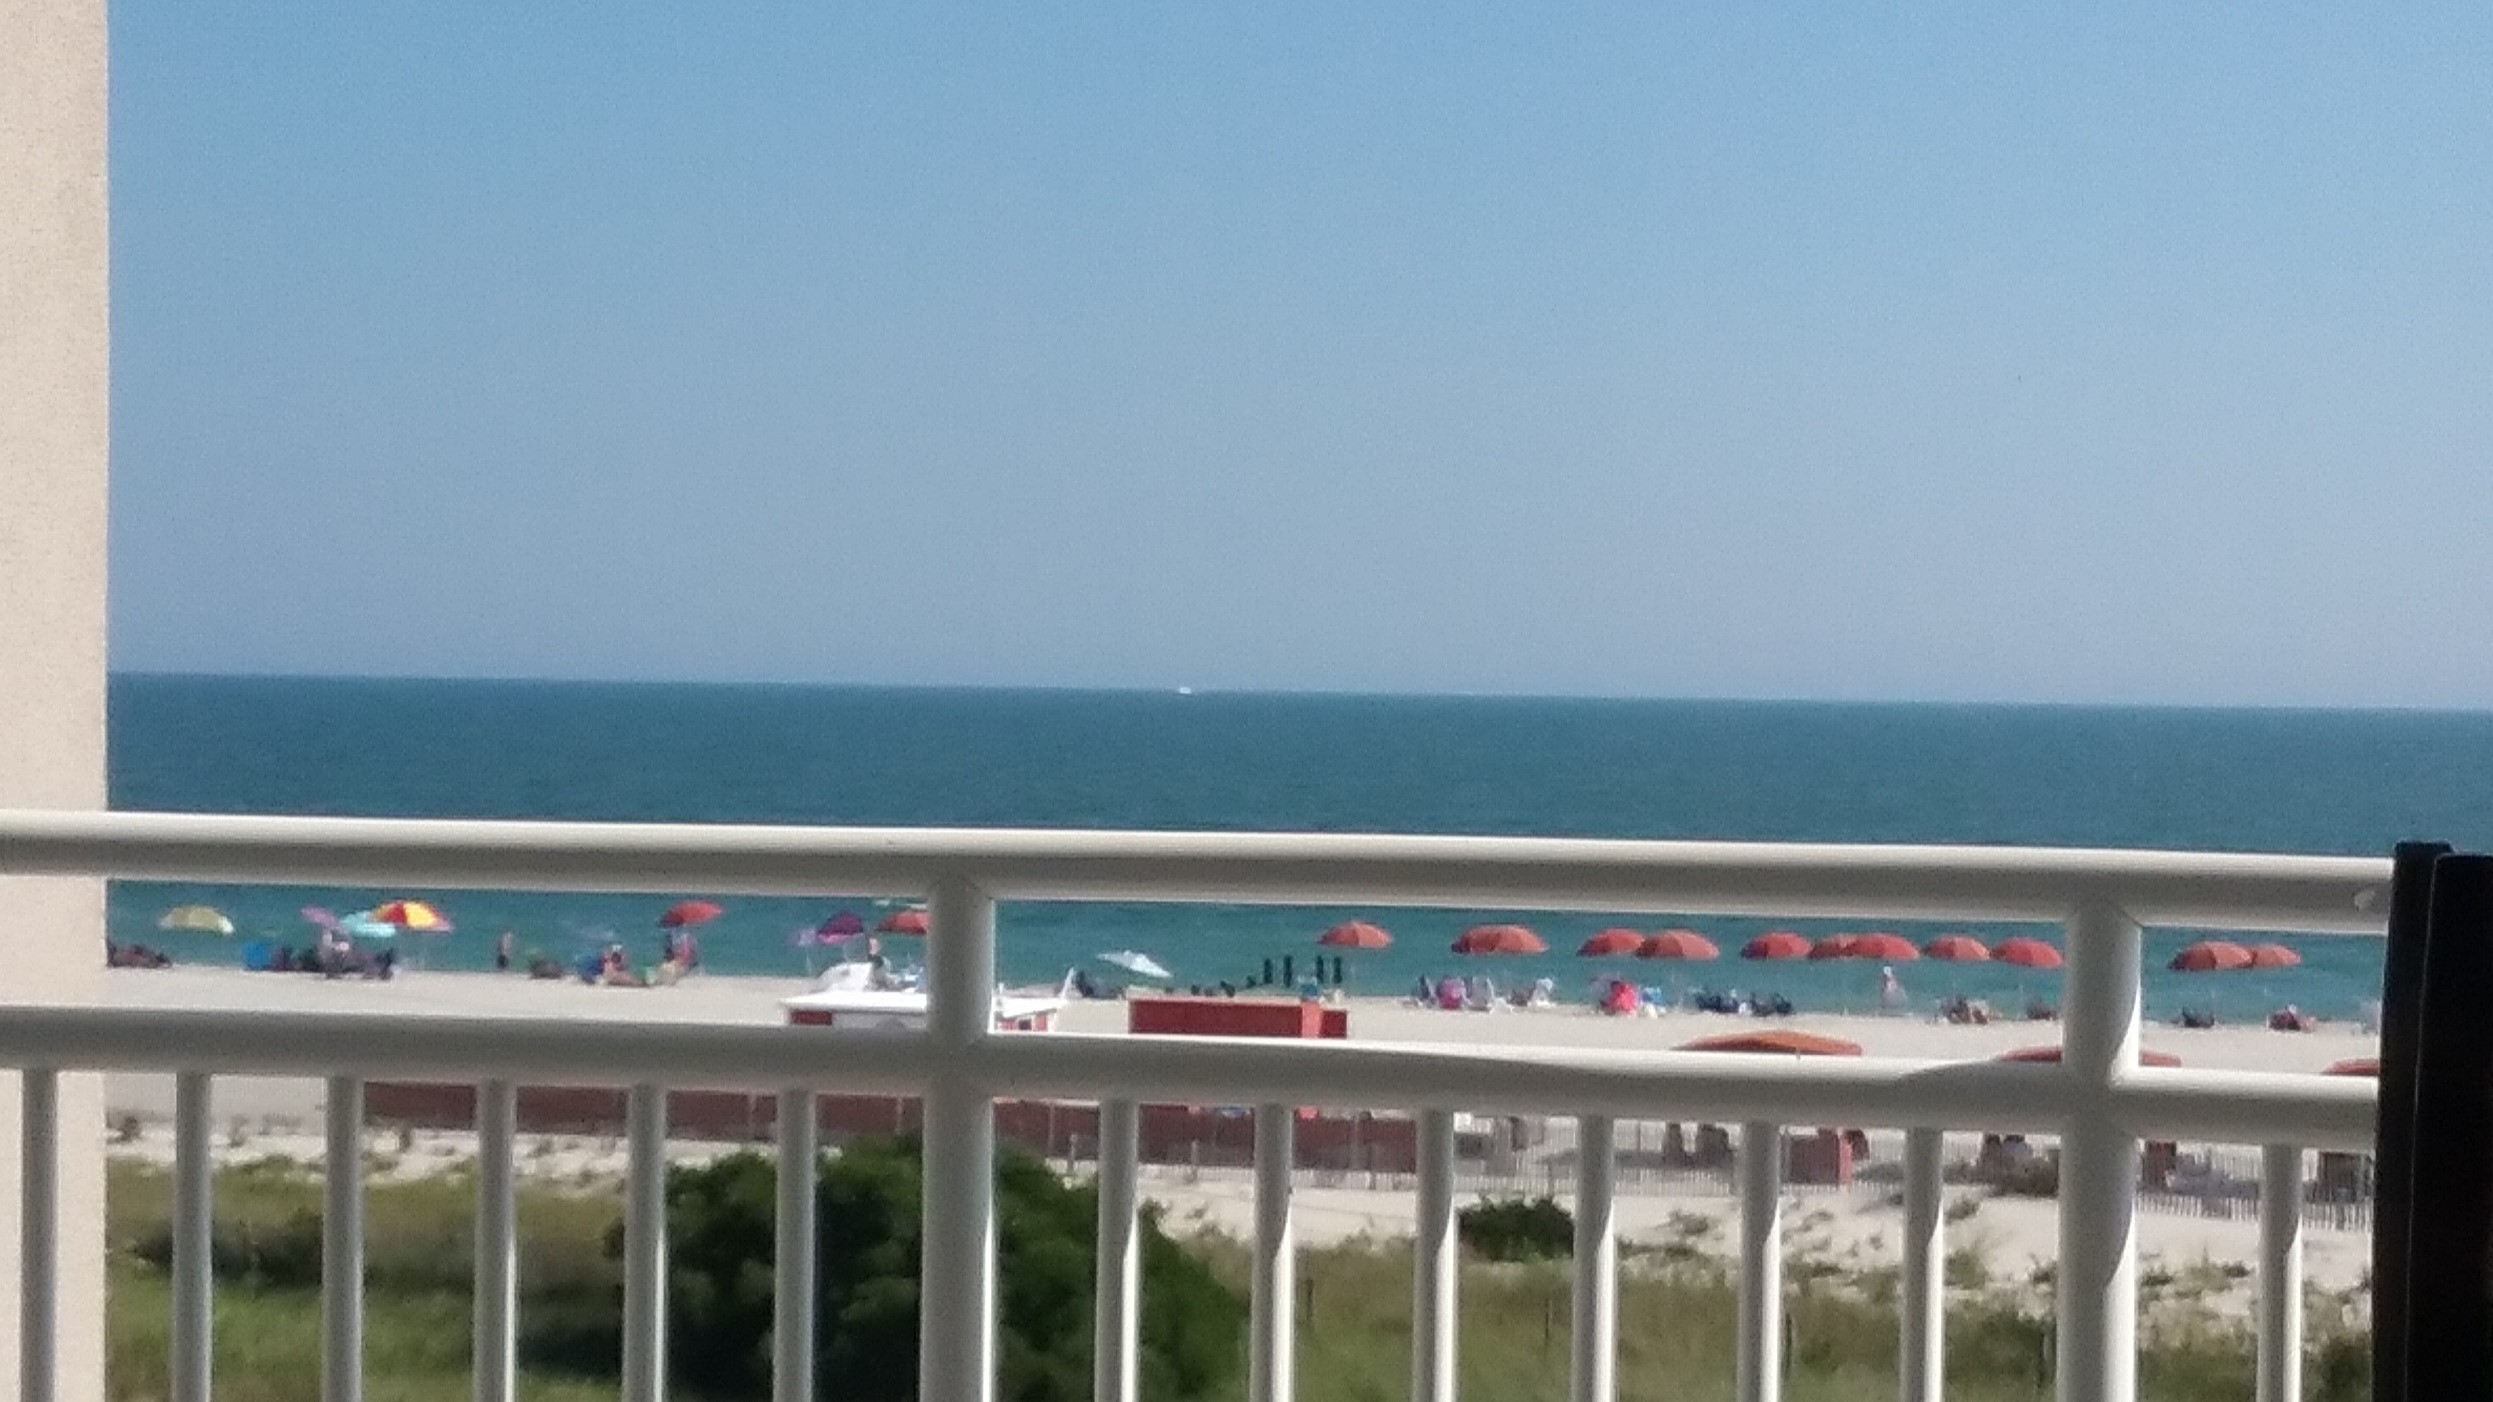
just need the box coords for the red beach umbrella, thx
[1923,934,1991,962]
[1995,938,2064,970]
[659,900,724,929]
[877,908,930,937]
[1807,934,1861,961]
[1638,929,1721,961]
[1997,1045,2184,1069]
[1577,928,1647,958]
[1742,931,1812,961]
[1848,933,1920,962]
[1678,1030,1863,1057]
[1319,921,1392,950]
[2247,943,2302,970]
[2170,940,2254,973]
[1452,924,1546,956]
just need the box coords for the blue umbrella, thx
[336,911,399,941]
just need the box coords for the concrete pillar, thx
[0,2,113,1402]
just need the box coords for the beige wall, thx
[0,0,112,1399]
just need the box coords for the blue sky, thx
[110,5,2493,705]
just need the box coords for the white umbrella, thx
[1097,950,1173,981]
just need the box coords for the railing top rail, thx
[0,809,2387,930]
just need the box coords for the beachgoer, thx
[1877,964,1905,1011]
[495,930,514,972]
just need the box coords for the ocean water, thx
[106,675,2493,1022]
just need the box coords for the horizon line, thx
[106,668,2493,719]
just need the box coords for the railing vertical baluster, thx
[1736,1121,1784,1402]
[323,1077,364,1402]
[1899,1127,1944,1402]
[172,1071,214,1402]
[1250,1103,1298,1402]
[1411,1108,1458,1402]
[775,1088,818,1402]
[1094,1099,1142,1402]
[922,879,998,1402]
[19,1068,58,1402]
[1569,1116,1616,1402]
[2257,1144,2305,1402]
[623,1084,669,1402]
[474,1081,518,1402]
[2058,902,2143,1402]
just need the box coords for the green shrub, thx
[523,1140,1244,1402]
[1456,1195,1573,1263]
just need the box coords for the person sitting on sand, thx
[2268,1004,2313,1032]
[600,943,646,988]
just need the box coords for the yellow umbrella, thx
[157,905,234,936]
[369,899,452,932]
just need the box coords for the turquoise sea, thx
[107,675,2493,1021]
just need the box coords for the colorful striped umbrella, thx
[369,899,452,932]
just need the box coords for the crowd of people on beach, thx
[499,927,707,987]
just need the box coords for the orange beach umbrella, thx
[1677,1029,1863,1057]
[1923,934,1990,962]
[2170,940,2254,973]
[1453,924,1546,956]
[1995,938,2064,970]
[1319,921,1392,950]
[1639,929,1720,961]
[1742,931,1812,961]
[1577,928,1647,957]
[1996,1044,2183,1069]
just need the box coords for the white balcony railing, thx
[0,810,2389,1402]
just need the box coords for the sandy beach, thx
[82,965,2377,1310]
[97,963,2377,1074]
